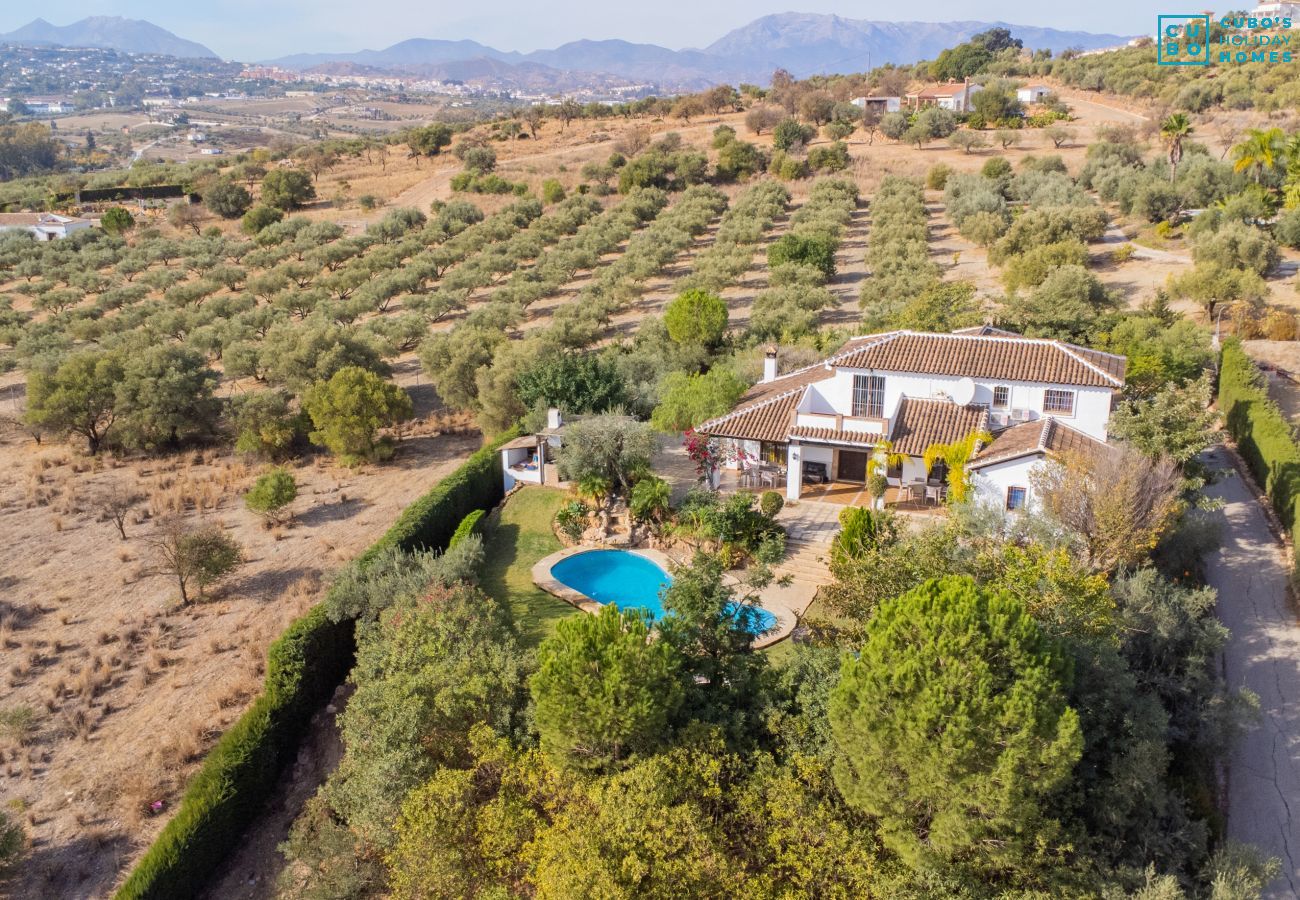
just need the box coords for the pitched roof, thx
[888,398,989,456]
[828,331,1125,388]
[969,417,1112,469]
[695,334,887,442]
[695,328,1125,444]
[0,213,85,226]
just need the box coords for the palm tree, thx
[923,430,994,504]
[1160,113,1193,184]
[1231,127,1287,184]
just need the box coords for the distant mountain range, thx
[266,14,1135,89]
[0,16,217,59]
[0,12,1137,90]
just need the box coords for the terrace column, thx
[785,442,802,501]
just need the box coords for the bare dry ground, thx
[0,391,481,897]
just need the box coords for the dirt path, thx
[1202,444,1300,898]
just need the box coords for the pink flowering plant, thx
[683,429,724,482]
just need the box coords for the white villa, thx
[696,327,1125,513]
[905,81,983,113]
[0,213,94,242]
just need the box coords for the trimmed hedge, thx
[115,429,518,899]
[1218,339,1300,576]
[357,428,518,567]
[449,509,487,548]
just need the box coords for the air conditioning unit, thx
[1011,408,1032,422]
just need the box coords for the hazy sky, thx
[0,1,1165,60]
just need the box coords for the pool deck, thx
[531,546,800,650]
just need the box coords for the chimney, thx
[546,407,562,430]
[762,346,779,383]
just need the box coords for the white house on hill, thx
[696,326,1125,513]
[0,213,93,242]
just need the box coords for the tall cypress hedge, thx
[115,428,518,899]
[1218,339,1300,578]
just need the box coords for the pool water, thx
[550,549,777,634]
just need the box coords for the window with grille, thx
[992,385,1010,409]
[1043,389,1074,416]
[1006,486,1028,511]
[852,375,885,418]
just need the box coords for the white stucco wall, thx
[807,368,1114,440]
[971,455,1046,512]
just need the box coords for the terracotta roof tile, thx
[787,426,879,446]
[888,398,989,456]
[969,417,1113,468]
[698,389,801,443]
[829,331,1125,387]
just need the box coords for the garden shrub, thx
[449,509,487,547]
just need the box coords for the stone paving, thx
[775,500,843,544]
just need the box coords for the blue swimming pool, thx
[549,549,776,634]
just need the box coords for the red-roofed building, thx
[696,327,1125,512]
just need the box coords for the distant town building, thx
[0,213,93,241]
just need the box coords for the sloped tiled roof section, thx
[699,389,802,443]
[888,398,989,456]
[831,331,1125,388]
[969,417,1112,469]
[695,335,886,442]
[787,426,879,446]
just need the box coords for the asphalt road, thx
[1204,445,1300,897]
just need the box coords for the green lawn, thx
[480,486,578,647]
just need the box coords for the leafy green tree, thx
[113,345,221,452]
[659,552,770,742]
[715,137,765,182]
[531,603,685,771]
[880,111,909,141]
[651,367,747,433]
[555,414,657,494]
[768,232,835,278]
[890,280,979,332]
[1166,261,1266,318]
[303,366,413,465]
[241,203,283,234]
[405,123,452,159]
[24,350,124,453]
[1109,374,1216,470]
[326,582,523,847]
[245,467,298,522]
[830,575,1082,878]
[773,118,816,151]
[229,389,308,460]
[663,288,728,349]
[205,179,253,219]
[145,519,243,605]
[1004,265,1116,342]
[541,178,565,203]
[516,352,626,414]
[261,168,316,211]
[100,206,134,234]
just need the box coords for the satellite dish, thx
[952,377,976,406]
